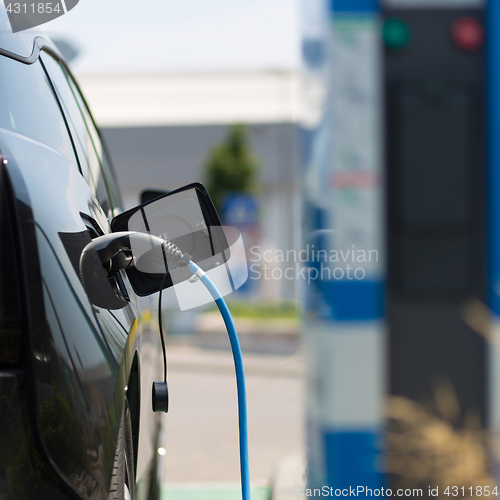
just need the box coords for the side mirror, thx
[111,183,229,296]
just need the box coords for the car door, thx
[0,45,152,499]
[39,49,163,497]
[39,50,137,364]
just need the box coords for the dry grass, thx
[387,381,496,498]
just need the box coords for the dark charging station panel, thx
[384,2,487,443]
[395,81,474,293]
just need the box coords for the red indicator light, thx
[451,16,484,52]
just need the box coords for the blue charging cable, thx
[188,260,251,500]
[81,231,252,496]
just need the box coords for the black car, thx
[0,7,166,500]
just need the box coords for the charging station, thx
[301,0,496,493]
[384,0,489,489]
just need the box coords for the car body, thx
[0,6,163,500]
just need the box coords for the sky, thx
[44,0,302,74]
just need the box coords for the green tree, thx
[204,124,259,213]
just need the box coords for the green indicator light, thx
[383,18,411,50]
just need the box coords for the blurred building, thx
[78,71,304,300]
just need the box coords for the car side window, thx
[0,55,77,164]
[68,78,123,212]
[63,70,123,212]
[40,52,114,219]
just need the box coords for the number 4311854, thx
[6,3,61,14]
[444,486,498,497]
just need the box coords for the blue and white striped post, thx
[302,0,386,493]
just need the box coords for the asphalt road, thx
[159,343,305,487]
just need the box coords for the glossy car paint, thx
[0,6,163,499]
